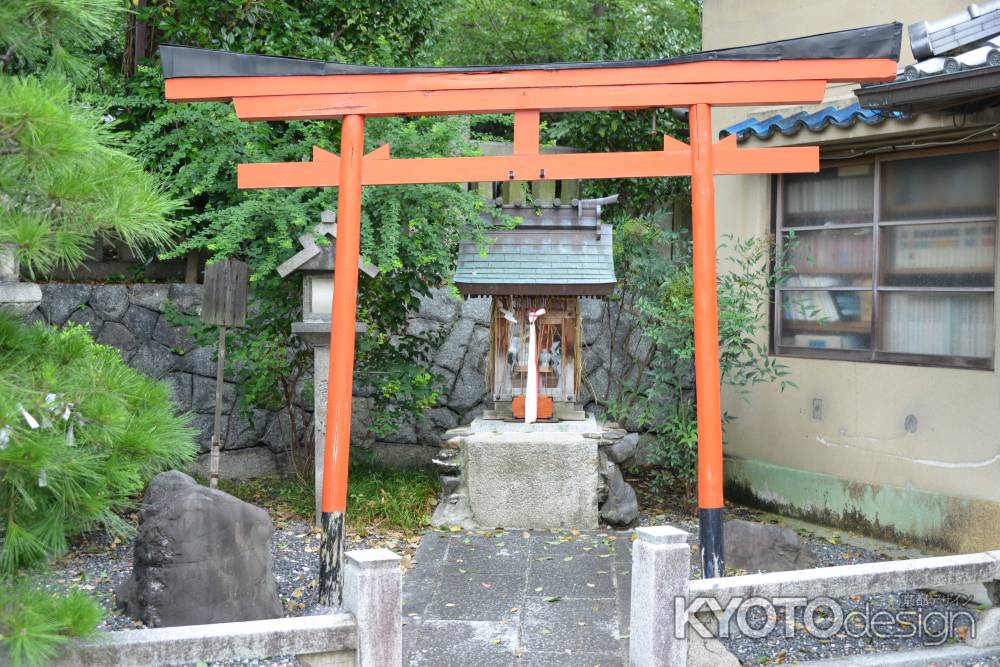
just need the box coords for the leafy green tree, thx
[101,0,487,476]
[0,0,179,278]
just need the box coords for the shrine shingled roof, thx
[455,204,616,297]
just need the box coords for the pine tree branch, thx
[0,45,15,72]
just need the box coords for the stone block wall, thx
[30,283,293,478]
[31,284,649,476]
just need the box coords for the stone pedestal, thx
[465,431,600,529]
[430,416,639,530]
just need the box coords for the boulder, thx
[153,314,196,353]
[117,471,282,627]
[604,432,639,465]
[724,519,818,573]
[598,462,639,526]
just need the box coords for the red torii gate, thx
[161,22,901,604]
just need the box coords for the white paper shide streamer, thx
[525,308,546,424]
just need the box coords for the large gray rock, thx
[168,283,201,315]
[604,432,639,465]
[117,471,282,627]
[448,352,488,412]
[0,282,42,317]
[176,345,217,377]
[90,285,129,321]
[724,519,818,573]
[598,462,639,526]
[163,372,193,410]
[416,407,459,446]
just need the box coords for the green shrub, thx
[0,313,196,665]
[608,220,797,495]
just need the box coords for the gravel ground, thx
[49,513,421,667]
[629,473,996,666]
[48,474,997,667]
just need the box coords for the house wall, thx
[703,0,1000,552]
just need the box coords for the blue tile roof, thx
[719,102,910,142]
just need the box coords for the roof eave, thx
[856,65,1000,113]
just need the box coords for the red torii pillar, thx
[161,24,899,602]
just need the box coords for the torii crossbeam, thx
[161,22,901,605]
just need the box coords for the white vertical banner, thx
[525,308,545,424]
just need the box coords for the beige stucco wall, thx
[703,0,1000,515]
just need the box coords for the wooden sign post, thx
[200,258,249,489]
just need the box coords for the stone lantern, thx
[276,211,378,521]
[0,244,41,316]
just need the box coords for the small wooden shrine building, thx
[455,174,616,421]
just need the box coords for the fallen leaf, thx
[543,596,562,603]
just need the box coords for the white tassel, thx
[18,405,39,430]
[525,308,546,425]
[65,421,75,447]
[37,469,47,487]
[0,426,10,450]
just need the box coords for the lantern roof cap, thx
[276,211,379,278]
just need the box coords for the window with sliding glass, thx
[773,145,997,369]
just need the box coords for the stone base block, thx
[0,282,42,316]
[464,432,599,529]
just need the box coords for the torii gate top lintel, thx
[160,23,901,600]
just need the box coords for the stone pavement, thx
[402,528,635,666]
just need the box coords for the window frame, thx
[771,142,999,371]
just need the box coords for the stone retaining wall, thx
[32,284,649,476]
[30,283,291,479]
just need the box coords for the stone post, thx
[0,243,41,316]
[313,345,330,524]
[342,548,402,667]
[629,526,690,667]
